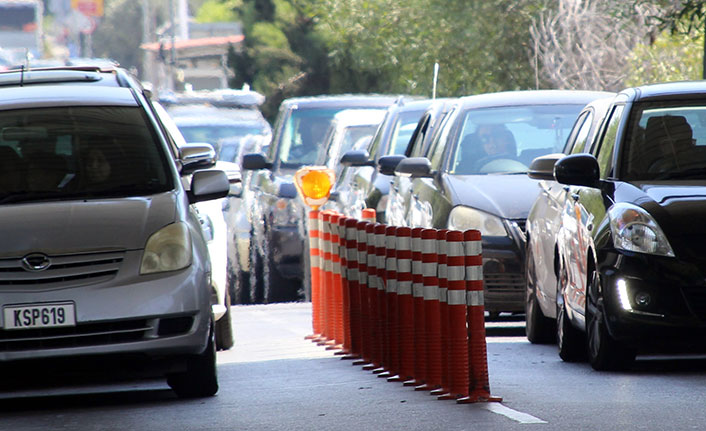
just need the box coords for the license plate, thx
[3,302,76,330]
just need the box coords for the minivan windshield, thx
[0,106,173,204]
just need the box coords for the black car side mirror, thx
[378,155,406,176]
[395,157,434,178]
[554,153,600,188]
[528,153,564,180]
[340,149,374,167]
[242,152,272,170]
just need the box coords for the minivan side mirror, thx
[189,169,230,203]
[179,143,217,175]
[528,153,565,180]
[378,155,406,176]
[340,149,374,167]
[554,153,600,188]
[241,152,272,170]
[395,157,434,178]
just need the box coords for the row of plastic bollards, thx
[307,209,501,404]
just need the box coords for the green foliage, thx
[625,30,704,86]
[92,0,145,70]
[195,0,240,22]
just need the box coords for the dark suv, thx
[241,94,398,303]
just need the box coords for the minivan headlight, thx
[448,206,507,237]
[609,203,674,257]
[140,222,193,274]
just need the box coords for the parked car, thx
[161,92,272,306]
[384,98,457,227]
[241,94,399,303]
[524,96,616,344]
[333,98,431,221]
[0,67,230,397]
[393,90,611,317]
[551,81,706,370]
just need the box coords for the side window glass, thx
[595,105,625,178]
[567,111,593,154]
[407,115,430,157]
[429,107,457,169]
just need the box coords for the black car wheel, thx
[586,270,636,371]
[525,246,555,344]
[249,242,265,303]
[167,322,219,398]
[556,262,586,362]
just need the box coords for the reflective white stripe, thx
[309,217,318,230]
[386,258,396,272]
[397,259,412,274]
[412,237,422,253]
[412,260,422,275]
[347,248,357,261]
[398,281,412,295]
[309,236,319,247]
[448,290,466,306]
[333,261,341,275]
[413,284,424,298]
[348,268,359,281]
[397,236,411,251]
[447,266,465,281]
[368,275,377,290]
[466,266,483,281]
[447,241,464,257]
[311,255,321,268]
[422,262,436,277]
[439,287,448,303]
[358,230,367,244]
[423,285,438,300]
[438,264,447,280]
[346,227,357,241]
[386,236,396,249]
[378,278,386,291]
[324,259,332,272]
[375,234,386,248]
[465,240,482,256]
[421,238,436,253]
[467,290,484,306]
[387,279,397,293]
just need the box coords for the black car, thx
[393,90,610,316]
[554,81,706,370]
[241,94,398,303]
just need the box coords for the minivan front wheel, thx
[556,262,586,362]
[167,323,219,398]
[586,270,636,371]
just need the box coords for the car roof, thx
[457,90,614,110]
[0,85,138,110]
[167,104,268,123]
[331,108,387,127]
[279,94,401,109]
[0,66,145,91]
[621,81,706,102]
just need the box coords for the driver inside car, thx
[461,124,517,173]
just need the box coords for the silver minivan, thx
[0,81,228,398]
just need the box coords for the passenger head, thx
[85,147,111,183]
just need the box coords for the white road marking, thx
[483,402,548,424]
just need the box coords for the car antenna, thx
[432,62,439,100]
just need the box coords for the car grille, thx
[0,251,124,289]
[0,319,152,352]
[484,272,525,291]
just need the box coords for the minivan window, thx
[0,106,172,204]
[277,108,341,167]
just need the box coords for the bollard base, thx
[386,374,402,382]
[372,367,387,375]
[403,379,421,387]
[362,363,377,371]
[430,388,446,396]
[415,383,440,392]
[341,354,360,360]
[325,344,343,351]
[456,395,503,404]
[352,359,369,366]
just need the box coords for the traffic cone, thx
[306,210,322,341]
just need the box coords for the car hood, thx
[446,174,541,220]
[0,192,177,258]
[619,182,706,236]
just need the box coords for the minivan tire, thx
[215,293,234,351]
[167,324,219,398]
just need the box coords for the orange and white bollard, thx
[395,226,415,384]
[406,227,426,387]
[373,223,388,374]
[458,229,501,404]
[319,211,333,345]
[329,213,343,350]
[344,217,361,359]
[383,225,399,380]
[307,210,322,341]
[432,229,449,397]
[439,230,470,400]
[355,220,372,366]
[417,228,441,392]
[364,222,380,371]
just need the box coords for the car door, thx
[561,104,626,325]
[406,108,459,229]
[530,110,594,309]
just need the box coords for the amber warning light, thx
[294,166,335,210]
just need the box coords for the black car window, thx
[366,110,392,159]
[277,107,341,166]
[622,101,706,180]
[406,114,430,157]
[566,111,593,154]
[0,106,172,204]
[595,104,625,179]
[429,107,458,169]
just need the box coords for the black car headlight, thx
[608,203,674,257]
[447,206,507,237]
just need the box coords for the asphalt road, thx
[2,303,706,430]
